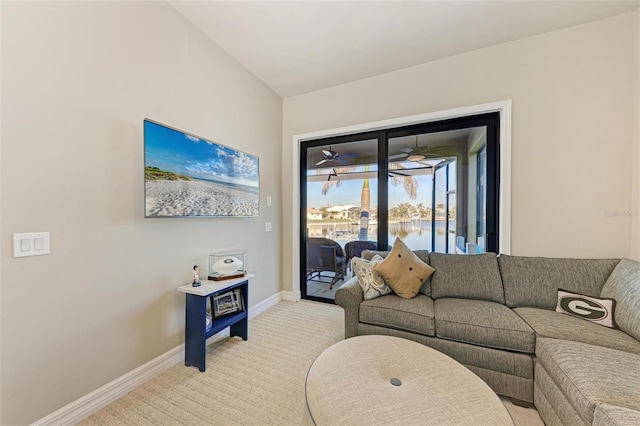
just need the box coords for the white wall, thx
[0,2,282,424]
[632,10,640,260]
[0,2,3,418]
[283,12,637,294]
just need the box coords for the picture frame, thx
[212,289,245,319]
[144,119,259,218]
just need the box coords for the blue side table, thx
[178,274,253,372]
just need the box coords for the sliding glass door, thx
[302,135,380,302]
[300,113,500,303]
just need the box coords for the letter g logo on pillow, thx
[555,289,617,328]
[560,296,606,320]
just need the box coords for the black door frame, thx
[300,131,382,302]
[299,112,500,303]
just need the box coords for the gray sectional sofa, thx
[335,251,640,426]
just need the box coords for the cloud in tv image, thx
[144,120,259,217]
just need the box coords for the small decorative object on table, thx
[208,251,247,281]
[192,265,202,287]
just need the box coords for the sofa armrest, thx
[335,277,363,339]
[601,258,640,342]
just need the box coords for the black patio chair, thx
[306,237,347,289]
[344,240,379,271]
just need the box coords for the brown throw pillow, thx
[373,238,435,298]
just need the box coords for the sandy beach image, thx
[146,179,259,217]
[144,119,260,218]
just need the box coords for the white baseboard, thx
[249,291,282,318]
[31,345,185,426]
[281,290,300,302]
[32,292,285,426]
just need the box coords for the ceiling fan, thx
[388,137,450,162]
[315,146,358,166]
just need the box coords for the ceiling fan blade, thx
[388,153,408,160]
[334,158,351,165]
[400,147,414,153]
[316,159,328,165]
[340,153,359,158]
[322,150,332,156]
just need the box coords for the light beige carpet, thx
[80,301,543,425]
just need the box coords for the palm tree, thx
[396,202,411,220]
[318,163,418,241]
[358,169,371,240]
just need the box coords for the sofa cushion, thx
[429,252,505,303]
[374,238,435,299]
[359,294,435,336]
[555,289,617,328]
[594,403,640,426]
[514,307,640,355]
[351,255,391,300]
[434,298,534,353]
[600,258,640,341]
[498,255,619,309]
[362,249,432,297]
[535,338,640,425]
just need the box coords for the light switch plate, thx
[265,222,272,232]
[13,232,50,257]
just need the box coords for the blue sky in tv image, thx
[144,120,259,191]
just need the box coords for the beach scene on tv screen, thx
[144,121,259,217]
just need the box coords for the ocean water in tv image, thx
[144,120,259,217]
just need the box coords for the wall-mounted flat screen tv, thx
[144,119,259,218]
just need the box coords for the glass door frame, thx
[431,159,456,253]
[384,112,500,252]
[299,112,500,303]
[300,131,384,303]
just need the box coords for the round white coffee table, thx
[305,335,514,425]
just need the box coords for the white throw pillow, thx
[352,255,391,300]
